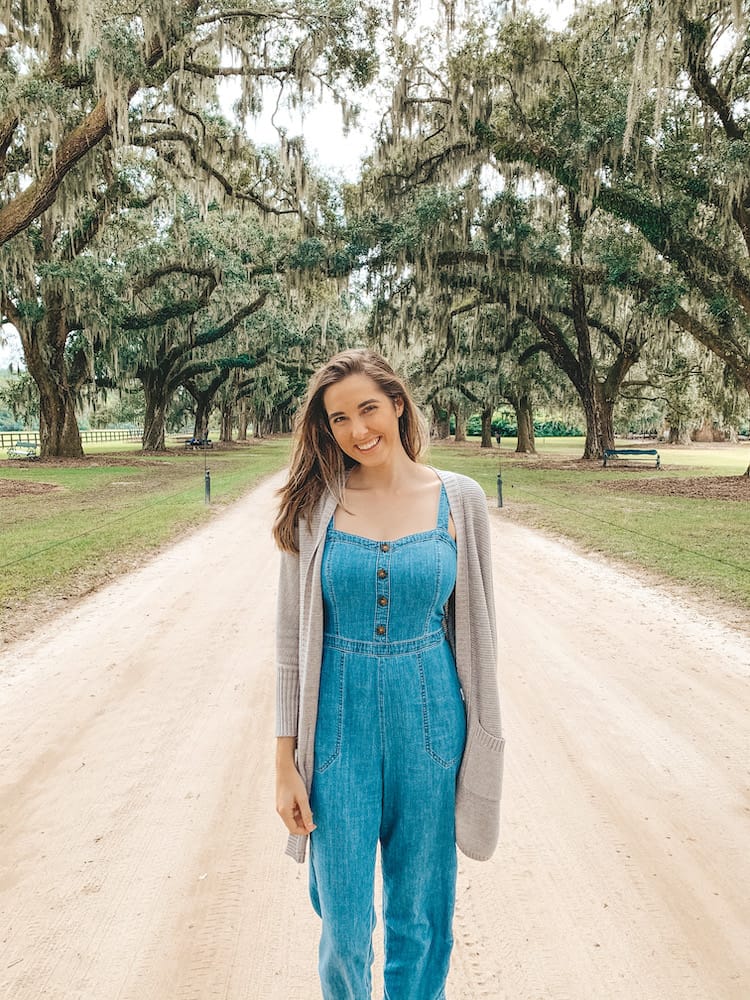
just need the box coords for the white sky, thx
[0,1,574,369]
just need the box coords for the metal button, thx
[378,596,388,607]
[375,625,386,635]
[380,543,389,552]
[377,568,387,580]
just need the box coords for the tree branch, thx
[194,291,270,348]
[122,272,218,330]
[46,0,65,77]
[0,97,114,246]
[0,114,20,177]
[1,293,23,331]
[484,126,750,313]
[63,178,142,260]
[183,60,294,78]
[134,128,298,215]
[133,265,217,293]
[0,0,200,246]
[679,10,744,141]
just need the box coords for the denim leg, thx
[309,648,382,1000]
[309,831,377,1000]
[379,644,466,1000]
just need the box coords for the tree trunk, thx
[579,380,616,459]
[253,408,266,438]
[35,369,84,458]
[142,374,168,450]
[18,307,84,459]
[569,211,622,459]
[237,398,248,441]
[480,406,493,449]
[669,423,692,445]
[193,397,211,441]
[453,404,466,443]
[527,304,627,459]
[514,393,536,454]
[220,399,234,442]
[431,400,450,439]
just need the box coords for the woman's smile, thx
[355,435,381,453]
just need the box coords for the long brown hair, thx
[273,349,427,553]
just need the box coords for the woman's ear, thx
[394,396,404,418]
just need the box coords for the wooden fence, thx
[0,429,142,449]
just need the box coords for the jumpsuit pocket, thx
[417,645,466,769]
[314,648,345,773]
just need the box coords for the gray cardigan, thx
[276,468,504,863]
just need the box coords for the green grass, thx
[430,438,750,610]
[0,438,291,624]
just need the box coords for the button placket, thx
[374,544,391,639]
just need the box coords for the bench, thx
[603,448,660,469]
[6,440,39,460]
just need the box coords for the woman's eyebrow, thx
[327,398,379,419]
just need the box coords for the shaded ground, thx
[0,479,61,497]
[603,474,750,501]
[494,452,750,501]
[3,454,176,470]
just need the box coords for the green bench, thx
[603,448,660,469]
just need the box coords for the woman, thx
[273,349,504,999]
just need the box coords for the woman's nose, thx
[351,416,370,438]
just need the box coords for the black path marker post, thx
[204,441,211,505]
[496,465,503,508]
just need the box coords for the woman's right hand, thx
[276,738,316,836]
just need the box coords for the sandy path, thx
[1,472,748,1000]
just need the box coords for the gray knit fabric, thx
[275,468,504,863]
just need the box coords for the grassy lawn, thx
[429,437,750,611]
[0,438,291,630]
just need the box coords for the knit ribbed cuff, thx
[276,666,300,737]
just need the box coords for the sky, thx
[0,1,574,370]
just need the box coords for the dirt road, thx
[1,472,748,999]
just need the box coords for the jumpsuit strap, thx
[437,483,451,530]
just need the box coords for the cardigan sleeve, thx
[454,474,505,860]
[467,478,502,736]
[275,546,301,738]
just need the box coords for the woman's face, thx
[323,373,404,467]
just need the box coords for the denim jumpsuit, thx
[309,484,466,1000]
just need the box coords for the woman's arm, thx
[275,736,316,836]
